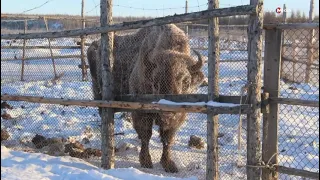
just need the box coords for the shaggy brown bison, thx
[87,24,204,173]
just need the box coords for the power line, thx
[86,4,99,14]
[90,0,99,15]
[20,0,55,14]
[86,3,209,14]
[115,3,208,10]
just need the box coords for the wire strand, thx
[86,3,209,14]
[20,0,55,14]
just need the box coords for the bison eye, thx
[182,78,190,90]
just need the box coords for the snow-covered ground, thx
[1,145,197,180]
[1,37,319,180]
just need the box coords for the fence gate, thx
[263,24,319,180]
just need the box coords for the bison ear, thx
[87,43,99,79]
[191,71,205,86]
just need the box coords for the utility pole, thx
[305,0,315,83]
[80,0,88,81]
[185,0,188,35]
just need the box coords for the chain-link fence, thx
[278,28,319,179]
[1,19,251,179]
[2,16,319,180]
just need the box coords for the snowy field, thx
[1,145,197,180]
[1,37,319,180]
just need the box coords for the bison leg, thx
[159,127,179,173]
[132,112,153,169]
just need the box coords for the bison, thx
[87,24,205,173]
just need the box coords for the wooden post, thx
[80,0,88,81]
[100,0,115,169]
[262,28,282,180]
[206,0,220,179]
[185,0,189,35]
[292,42,297,82]
[305,0,315,83]
[20,20,27,81]
[246,0,263,179]
[43,16,58,78]
[281,4,287,75]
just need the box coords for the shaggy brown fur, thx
[87,24,204,173]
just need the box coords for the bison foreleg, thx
[132,112,154,169]
[159,127,179,173]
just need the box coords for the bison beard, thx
[87,24,204,173]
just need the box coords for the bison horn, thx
[189,49,203,72]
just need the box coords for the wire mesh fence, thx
[1,19,319,180]
[278,27,319,179]
[281,28,319,88]
[1,20,252,179]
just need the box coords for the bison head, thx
[152,49,204,94]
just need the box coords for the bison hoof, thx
[139,153,153,168]
[161,159,179,173]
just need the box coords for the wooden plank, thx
[0,94,252,114]
[115,94,255,104]
[100,0,115,170]
[264,23,319,30]
[20,20,27,81]
[246,0,263,179]
[276,166,319,179]
[1,5,256,39]
[262,28,282,180]
[206,0,220,179]
[282,43,318,49]
[282,56,319,67]
[192,47,247,51]
[1,46,82,49]
[183,23,316,30]
[115,94,209,102]
[218,59,249,62]
[270,97,319,107]
[1,55,82,61]
[0,93,263,105]
[80,0,88,81]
